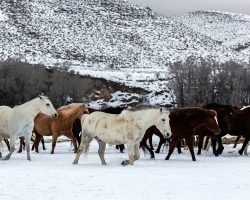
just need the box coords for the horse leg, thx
[72,133,93,164]
[96,138,107,165]
[121,141,135,166]
[216,136,224,155]
[186,136,196,161]
[239,137,250,155]
[233,136,241,148]
[165,138,179,160]
[119,144,125,153]
[41,137,46,150]
[177,141,182,154]
[0,138,2,158]
[24,134,31,161]
[155,135,166,154]
[197,134,204,155]
[203,136,210,150]
[4,139,10,151]
[211,137,218,156]
[140,140,155,159]
[64,131,78,153]
[51,133,59,154]
[134,143,140,161]
[148,134,154,150]
[4,136,15,160]
[18,137,25,153]
[33,132,42,153]
[244,142,249,155]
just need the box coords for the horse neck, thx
[13,98,40,121]
[59,106,82,121]
[131,109,160,132]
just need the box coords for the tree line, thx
[169,57,250,107]
[0,61,127,107]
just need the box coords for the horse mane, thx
[13,95,49,109]
[126,105,159,112]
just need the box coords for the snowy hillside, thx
[0,0,250,100]
[173,11,250,57]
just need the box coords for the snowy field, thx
[1,139,250,200]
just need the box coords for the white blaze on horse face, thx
[214,116,219,126]
[39,96,58,118]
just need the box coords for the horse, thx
[0,95,58,160]
[165,107,220,161]
[202,103,239,156]
[32,103,89,154]
[73,108,172,166]
[224,106,250,155]
[29,106,127,153]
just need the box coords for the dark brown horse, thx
[224,106,250,155]
[202,103,239,156]
[165,107,220,161]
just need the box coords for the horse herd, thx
[0,95,250,166]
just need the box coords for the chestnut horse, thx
[33,103,89,154]
[165,107,220,161]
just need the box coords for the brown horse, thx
[224,106,250,155]
[165,107,220,161]
[33,103,89,154]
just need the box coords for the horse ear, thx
[38,95,42,100]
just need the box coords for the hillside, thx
[0,0,250,105]
[173,11,250,57]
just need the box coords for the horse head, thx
[155,108,172,139]
[202,109,221,135]
[38,95,58,119]
[79,103,89,115]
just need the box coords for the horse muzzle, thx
[51,113,58,119]
[164,132,172,138]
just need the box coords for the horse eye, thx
[46,103,50,107]
[162,119,166,122]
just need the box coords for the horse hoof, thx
[165,157,169,160]
[239,150,243,155]
[121,160,129,166]
[3,156,10,160]
[155,150,160,154]
[72,160,78,164]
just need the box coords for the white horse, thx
[73,108,172,166]
[0,95,58,160]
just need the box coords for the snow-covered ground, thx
[1,138,250,200]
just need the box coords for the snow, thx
[1,139,250,200]
[0,10,7,21]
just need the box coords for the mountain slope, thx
[0,0,249,96]
[172,11,250,57]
